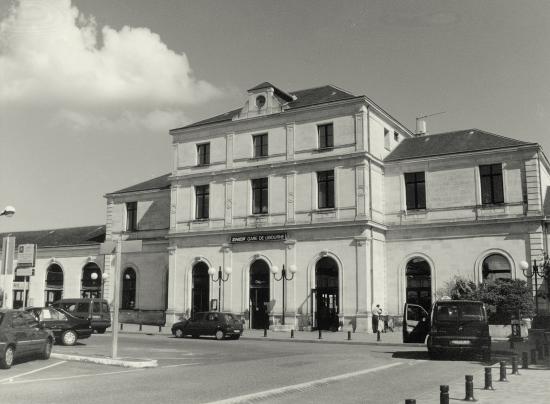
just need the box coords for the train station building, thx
[2,82,550,331]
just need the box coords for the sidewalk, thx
[115,323,413,346]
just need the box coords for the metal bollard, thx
[484,367,494,390]
[377,330,381,341]
[405,400,416,404]
[509,339,515,350]
[464,375,476,401]
[499,361,508,382]
[290,329,294,339]
[120,323,123,331]
[440,385,449,404]
[347,330,351,341]
[511,356,519,375]
[544,344,549,358]
[159,325,162,332]
[318,328,322,339]
[522,352,529,369]
[139,323,142,331]
[531,349,537,365]
[263,327,267,337]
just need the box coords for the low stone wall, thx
[489,319,531,339]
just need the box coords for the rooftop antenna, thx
[416,111,445,136]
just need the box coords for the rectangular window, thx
[317,170,335,209]
[253,134,268,158]
[480,164,504,205]
[252,178,269,214]
[384,128,390,150]
[197,143,210,166]
[126,202,137,231]
[394,132,399,142]
[195,185,209,219]
[318,123,334,149]
[404,172,426,210]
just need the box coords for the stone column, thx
[222,244,233,312]
[354,235,372,333]
[224,179,234,227]
[165,246,178,326]
[284,239,297,328]
[286,172,296,224]
[286,123,295,160]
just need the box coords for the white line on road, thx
[1,367,144,385]
[161,362,202,368]
[206,362,404,404]
[0,361,67,384]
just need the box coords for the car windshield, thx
[435,303,486,322]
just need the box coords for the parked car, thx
[172,312,243,340]
[403,299,491,360]
[51,298,111,334]
[0,309,54,369]
[25,306,93,346]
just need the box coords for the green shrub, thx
[442,277,535,324]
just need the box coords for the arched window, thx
[249,259,270,330]
[81,263,102,298]
[482,254,511,281]
[45,264,63,306]
[406,258,432,312]
[192,262,210,314]
[315,257,339,331]
[121,268,137,309]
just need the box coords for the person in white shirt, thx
[372,304,383,333]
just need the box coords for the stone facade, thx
[3,82,550,325]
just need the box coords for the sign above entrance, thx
[230,232,287,244]
[16,244,36,267]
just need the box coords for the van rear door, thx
[403,303,430,343]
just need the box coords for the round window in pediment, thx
[255,95,266,109]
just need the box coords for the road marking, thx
[161,362,202,368]
[1,368,144,385]
[0,361,66,384]
[206,362,403,404]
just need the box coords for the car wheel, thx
[96,328,106,334]
[41,339,53,360]
[61,330,78,346]
[191,333,199,339]
[233,335,240,340]
[0,345,15,369]
[174,328,184,338]
[428,348,441,360]
[215,330,225,340]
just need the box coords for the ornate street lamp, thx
[208,266,231,312]
[520,256,550,314]
[90,271,109,299]
[271,264,297,325]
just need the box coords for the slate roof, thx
[248,82,295,102]
[177,84,358,130]
[385,129,536,162]
[107,173,171,195]
[0,225,105,248]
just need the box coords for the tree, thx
[441,277,536,324]
[471,279,536,323]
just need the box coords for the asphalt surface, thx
[0,333,499,404]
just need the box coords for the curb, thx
[240,336,424,347]
[51,353,158,368]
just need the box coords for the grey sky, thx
[1,0,549,231]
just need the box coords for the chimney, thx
[416,117,427,136]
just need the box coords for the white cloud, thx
[0,0,220,130]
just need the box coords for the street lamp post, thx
[208,266,231,312]
[271,264,297,326]
[90,271,109,298]
[520,256,550,314]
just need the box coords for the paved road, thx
[0,333,490,404]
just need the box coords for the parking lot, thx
[1,332,514,404]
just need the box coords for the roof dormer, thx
[235,82,296,120]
